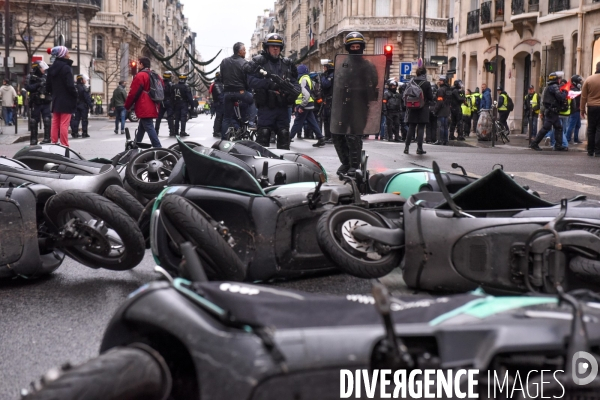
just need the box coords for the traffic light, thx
[130,61,138,77]
[484,61,495,73]
[384,45,393,63]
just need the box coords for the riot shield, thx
[330,54,386,135]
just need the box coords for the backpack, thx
[144,70,165,103]
[506,94,514,112]
[403,79,425,109]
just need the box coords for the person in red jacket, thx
[124,57,162,147]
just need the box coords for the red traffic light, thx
[384,45,393,54]
[131,61,136,67]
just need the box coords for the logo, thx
[572,351,598,385]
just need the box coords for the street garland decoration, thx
[185,47,222,66]
[147,45,183,63]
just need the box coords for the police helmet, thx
[163,71,173,80]
[76,74,88,83]
[178,74,188,82]
[344,32,366,53]
[324,61,335,70]
[454,79,463,89]
[547,71,560,83]
[388,80,398,88]
[262,33,285,51]
[571,74,582,85]
[438,75,447,84]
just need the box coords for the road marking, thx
[576,174,600,181]
[102,138,127,142]
[510,172,600,196]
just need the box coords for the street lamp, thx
[76,0,80,72]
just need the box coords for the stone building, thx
[266,0,449,78]
[447,0,600,132]
[249,8,277,57]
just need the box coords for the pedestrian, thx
[171,73,195,137]
[433,76,451,145]
[112,80,127,135]
[404,66,433,155]
[425,82,438,143]
[530,71,567,151]
[25,61,52,144]
[155,71,174,136]
[497,86,511,134]
[581,62,600,156]
[17,92,23,116]
[220,42,253,139]
[462,89,473,136]
[248,33,298,149]
[70,75,94,138]
[0,79,16,126]
[210,72,225,137]
[471,87,481,133]
[398,82,408,141]
[95,94,103,115]
[481,83,492,110]
[46,46,77,147]
[383,80,403,142]
[566,75,583,144]
[124,56,162,147]
[320,61,335,143]
[290,64,326,147]
[524,85,540,139]
[448,80,465,141]
[557,79,571,148]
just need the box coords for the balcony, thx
[467,9,480,34]
[511,0,524,14]
[146,34,165,56]
[447,17,454,39]
[481,1,492,24]
[549,0,569,12]
[511,0,539,37]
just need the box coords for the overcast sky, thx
[182,0,276,68]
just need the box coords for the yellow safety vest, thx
[17,95,23,105]
[498,93,508,111]
[471,93,480,111]
[559,97,571,116]
[95,96,102,105]
[461,96,472,116]
[295,75,314,105]
[525,93,540,115]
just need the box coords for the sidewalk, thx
[445,132,588,152]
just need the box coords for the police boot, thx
[29,122,38,145]
[331,135,350,175]
[168,120,175,137]
[40,118,51,143]
[346,135,363,177]
[181,131,190,137]
[82,130,90,138]
[256,128,271,148]
[277,128,291,150]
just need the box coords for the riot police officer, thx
[211,72,225,137]
[383,80,402,142]
[320,61,334,143]
[448,79,465,141]
[70,74,94,138]
[24,61,52,145]
[247,33,298,149]
[155,70,174,136]
[172,74,195,137]
[530,72,568,151]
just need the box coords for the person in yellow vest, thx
[17,92,23,116]
[462,90,473,137]
[471,87,481,133]
[497,86,511,134]
[95,94,103,115]
[289,64,326,147]
[524,85,540,139]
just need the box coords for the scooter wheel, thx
[317,206,403,279]
[22,344,171,400]
[125,148,180,196]
[138,198,156,249]
[167,141,202,155]
[45,191,145,271]
[103,185,144,221]
[569,256,600,281]
[159,194,246,281]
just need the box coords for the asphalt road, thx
[1,115,600,398]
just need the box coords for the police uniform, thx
[70,75,94,138]
[530,72,568,151]
[448,81,465,140]
[383,82,402,142]
[172,75,195,137]
[24,62,52,144]
[211,73,225,137]
[155,71,175,136]
[320,63,335,142]
[247,33,298,150]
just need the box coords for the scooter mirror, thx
[43,163,59,172]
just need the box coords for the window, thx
[375,0,390,16]
[427,0,438,17]
[374,37,388,55]
[470,0,478,10]
[449,0,455,17]
[425,38,437,64]
[55,18,71,47]
[93,35,104,59]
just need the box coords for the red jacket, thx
[124,69,162,118]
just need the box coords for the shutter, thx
[375,0,390,16]
[374,37,388,55]
[426,0,439,18]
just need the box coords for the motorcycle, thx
[0,183,145,279]
[148,139,405,281]
[22,246,600,399]
[317,161,600,294]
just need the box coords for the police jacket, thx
[25,70,51,105]
[542,82,567,112]
[433,83,451,117]
[162,81,173,106]
[383,89,402,113]
[212,78,225,104]
[220,54,249,92]
[320,70,334,100]
[76,83,94,110]
[247,53,298,108]
[172,83,195,108]
[450,87,464,109]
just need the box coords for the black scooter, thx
[22,245,600,399]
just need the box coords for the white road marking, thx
[510,172,600,196]
[101,138,127,142]
[576,174,600,181]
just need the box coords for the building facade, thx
[260,0,450,79]
[249,8,277,57]
[447,0,600,132]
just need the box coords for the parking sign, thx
[400,62,412,76]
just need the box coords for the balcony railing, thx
[496,0,505,19]
[549,0,569,12]
[467,9,480,34]
[481,1,492,23]
[529,0,539,11]
[146,34,165,55]
[447,17,454,39]
[512,0,525,14]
